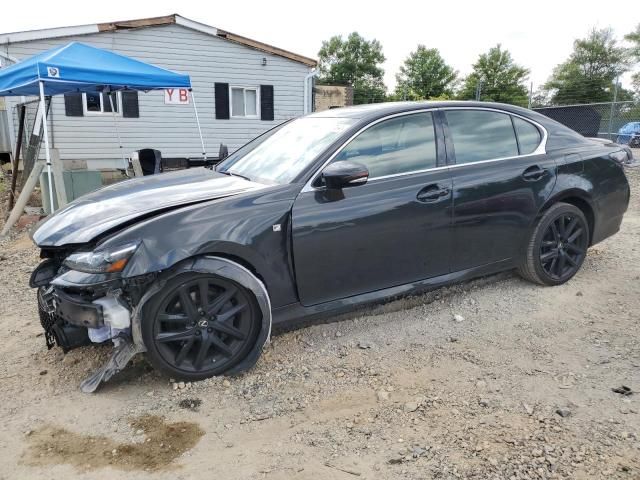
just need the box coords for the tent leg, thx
[108,92,128,173]
[190,90,206,159]
[50,148,67,209]
[39,81,55,213]
[0,160,45,237]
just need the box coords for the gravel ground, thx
[0,168,638,480]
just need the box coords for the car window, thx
[445,110,518,164]
[332,112,437,178]
[512,116,541,154]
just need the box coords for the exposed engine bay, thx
[31,249,157,392]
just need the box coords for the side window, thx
[333,112,437,178]
[512,116,542,154]
[445,110,518,164]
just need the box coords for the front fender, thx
[98,185,300,308]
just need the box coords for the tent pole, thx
[108,92,128,174]
[190,89,206,159]
[39,81,55,213]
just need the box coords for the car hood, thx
[32,168,268,247]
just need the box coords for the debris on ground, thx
[0,168,639,478]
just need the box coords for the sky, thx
[1,0,638,91]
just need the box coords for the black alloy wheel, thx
[518,202,590,286]
[538,212,588,281]
[143,272,260,380]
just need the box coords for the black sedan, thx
[30,101,631,389]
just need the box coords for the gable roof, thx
[0,14,317,67]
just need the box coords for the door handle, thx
[417,184,450,202]
[522,165,547,181]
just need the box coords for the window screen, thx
[333,112,437,178]
[231,88,245,117]
[445,110,519,164]
[245,90,257,116]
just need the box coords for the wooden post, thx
[130,151,143,177]
[7,105,26,212]
[0,160,44,237]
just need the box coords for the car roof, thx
[307,100,537,120]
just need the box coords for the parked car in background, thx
[617,122,640,147]
[29,101,631,388]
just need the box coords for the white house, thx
[0,14,317,169]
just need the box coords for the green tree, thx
[457,45,529,106]
[394,46,457,100]
[318,32,386,104]
[625,24,640,95]
[543,28,628,104]
[625,24,640,59]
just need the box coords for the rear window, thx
[445,110,519,164]
[512,117,542,154]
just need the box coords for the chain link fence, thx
[533,101,640,146]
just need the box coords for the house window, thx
[230,86,259,118]
[83,92,122,115]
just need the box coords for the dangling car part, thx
[30,101,631,392]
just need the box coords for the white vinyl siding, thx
[3,23,311,167]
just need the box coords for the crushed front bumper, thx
[37,287,92,352]
[54,289,104,329]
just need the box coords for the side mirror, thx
[321,161,369,189]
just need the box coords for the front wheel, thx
[518,203,590,286]
[142,272,261,381]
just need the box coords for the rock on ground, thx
[0,169,639,479]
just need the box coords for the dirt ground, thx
[0,168,639,480]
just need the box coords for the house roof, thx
[0,14,317,67]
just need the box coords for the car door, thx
[442,108,557,272]
[291,111,453,306]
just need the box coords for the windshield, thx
[216,117,355,184]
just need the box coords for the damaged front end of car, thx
[32,241,157,392]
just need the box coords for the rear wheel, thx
[518,203,589,286]
[142,272,260,381]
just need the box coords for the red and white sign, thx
[164,88,190,105]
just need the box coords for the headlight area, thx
[35,241,155,353]
[63,241,140,274]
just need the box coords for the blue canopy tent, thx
[0,42,192,95]
[0,42,206,232]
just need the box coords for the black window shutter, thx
[63,93,83,116]
[260,85,274,121]
[215,83,230,119]
[122,91,139,118]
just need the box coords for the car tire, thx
[518,202,589,286]
[142,271,261,381]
